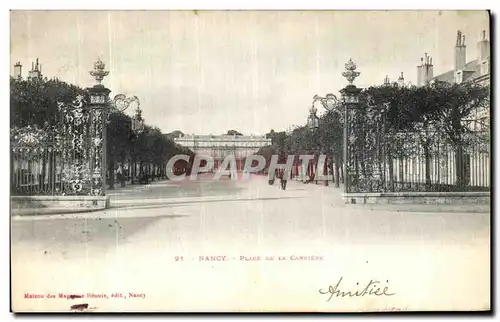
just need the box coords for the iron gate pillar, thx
[87,59,111,196]
[340,59,362,194]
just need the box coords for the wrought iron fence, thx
[11,126,172,196]
[345,112,490,193]
[10,95,107,196]
[11,125,65,196]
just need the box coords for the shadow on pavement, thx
[109,195,305,211]
[11,215,182,249]
[107,177,247,200]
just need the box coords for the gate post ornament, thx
[88,59,111,106]
[342,58,360,85]
[90,58,109,86]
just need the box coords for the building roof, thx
[432,59,481,83]
[432,69,455,83]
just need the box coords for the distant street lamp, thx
[111,94,145,183]
[307,103,320,184]
[307,103,320,131]
[131,105,144,134]
[312,93,343,188]
[307,102,320,162]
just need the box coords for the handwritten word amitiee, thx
[319,277,395,301]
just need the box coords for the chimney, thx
[28,59,42,80]
[417,54,433,86]
[425,54,434,84]
[398,72,404,87]
[478,29,490,64]
[454,30,466,71]
[456,30,462,45]
[383,75,390,86]
[417,57,424,86]
[13,62,22,79]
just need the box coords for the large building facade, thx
[174,134,271,171]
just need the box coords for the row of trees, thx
[256,81,490,190]
[350,81,490,191]
[10,76,195,189]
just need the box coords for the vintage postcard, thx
[10,10,491,312]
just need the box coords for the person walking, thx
[268,169,276,185]
[117,164,125,187]
[280,175,287,190]
[278,168,287,190]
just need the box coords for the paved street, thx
[11,174,490,312]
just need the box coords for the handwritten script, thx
[319,277,395,301]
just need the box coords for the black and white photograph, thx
[9,9,491,312]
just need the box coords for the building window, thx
[481,61,489,76]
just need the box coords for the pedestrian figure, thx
[277,168,287,190]
[280,176,287,190]
[269,169,277,185]
[117,165,125,187]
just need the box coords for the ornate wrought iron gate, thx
[11,94,108,196]
[11,59,113,197]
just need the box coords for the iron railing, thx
[345,126,490,193]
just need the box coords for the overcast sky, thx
[10,10,489,135]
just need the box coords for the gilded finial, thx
[89,58,109,85]
[341,58,360,85]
